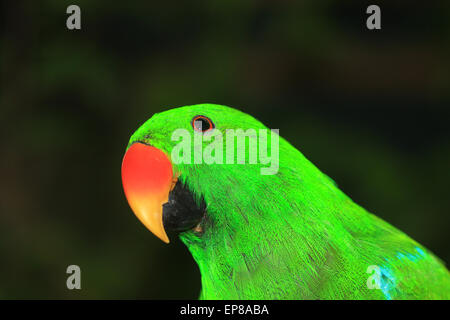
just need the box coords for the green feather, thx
[129,103,450,299]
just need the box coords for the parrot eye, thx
[192,115,214,133]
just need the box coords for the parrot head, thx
[121,103,280,244]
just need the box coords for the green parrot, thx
[121,103,450,300]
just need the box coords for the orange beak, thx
[121,142,175,243]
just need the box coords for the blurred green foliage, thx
[1,1,449,299]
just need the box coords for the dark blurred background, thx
[1,1,449,299]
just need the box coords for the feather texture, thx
[129,104,450,299]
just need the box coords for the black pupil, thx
[194,118,210,132]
